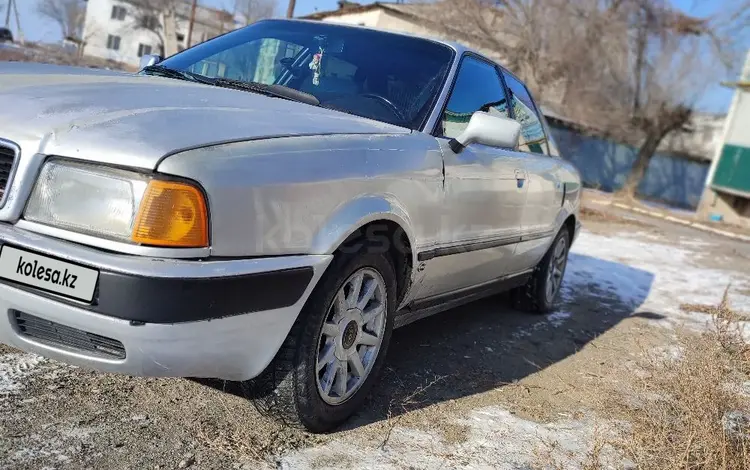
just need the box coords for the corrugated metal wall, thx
[549,124,710,209]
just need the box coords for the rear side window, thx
[440,56,509,139]
[502,71,548,155]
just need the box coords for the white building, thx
[81,0,236,67]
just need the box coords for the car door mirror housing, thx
[139,54,164,71]
[448,111,521,153]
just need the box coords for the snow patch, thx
[564,231,750,325]
[279,406,619,469]
[0,353,46,395]
[512,310,572,340]
[548,310,572,327]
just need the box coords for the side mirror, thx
[139,54,163,70]
[448,111,521,153]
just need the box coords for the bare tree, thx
[129,0,167,53]
[428,0,745,200]
[286,0,296,18]
[128,0,184,55]
[235,0,277,25]
[35,0,86,40]
[616,1,704,196]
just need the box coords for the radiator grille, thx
[0,142,18,205]
[13,311,126,360]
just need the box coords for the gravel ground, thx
[2,215,749,470]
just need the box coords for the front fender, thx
[310,195,417,262]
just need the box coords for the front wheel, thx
[513,228,570,314]
[245,249,396,432]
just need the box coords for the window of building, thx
[106,35,121,51]
[176,33,185,43]
[137,43,153,57]
[111,5,127,21]
[501,70,548,155]
[440,56,509,139]
[142,15,160,30]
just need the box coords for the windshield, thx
[159,20,454,129]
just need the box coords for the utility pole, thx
[187,0,197,47]
[286,0,296,18]
[11,0,21,43]
[4,0,12,28]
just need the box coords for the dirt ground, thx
[2,210,750,470]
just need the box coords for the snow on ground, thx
[569,230,750,325]
[0,353,46,396]
[273,229,750,469]
[279,408,615,470]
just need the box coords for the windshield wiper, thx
[141,66,320,106]
[212,78,320,106]
[140,65,213,84]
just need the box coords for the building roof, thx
[301,1,496,49]
[302,2,410,21]
[281,18,472,56]
[302,1,482,27]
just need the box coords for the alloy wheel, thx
[315,267,387,405]
[545,236,568,303]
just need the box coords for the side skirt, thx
[394,270,533,329]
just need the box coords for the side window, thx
[440,56,509,139]
[502,71,548,155]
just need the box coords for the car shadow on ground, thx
[194,253,656,430]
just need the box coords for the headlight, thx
[25,161,209,248]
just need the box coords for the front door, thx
[414,55,528,300]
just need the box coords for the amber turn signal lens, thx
[131,180,208,248]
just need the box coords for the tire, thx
[244,246,397,433]
[513,228,571,314]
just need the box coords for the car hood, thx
[0,63,409,169]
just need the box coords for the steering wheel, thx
[359,93,407,123]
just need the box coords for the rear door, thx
[500,69,563,269]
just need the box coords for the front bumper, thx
[0,223,332,381]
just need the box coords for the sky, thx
[8,0,749,114]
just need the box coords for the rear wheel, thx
[245,248,396,432]
[513,229,570,314]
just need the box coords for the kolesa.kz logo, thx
[16,256,78,288]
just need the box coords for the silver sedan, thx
[0,19,580,431]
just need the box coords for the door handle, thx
[514,169,526,188]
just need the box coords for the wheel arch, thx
[563,213,577,243]
[309,195,417,306]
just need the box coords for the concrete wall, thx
[724,89,750,149]
[549,124,710,210]
[83,0,159,66]
[700,188,750,227]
